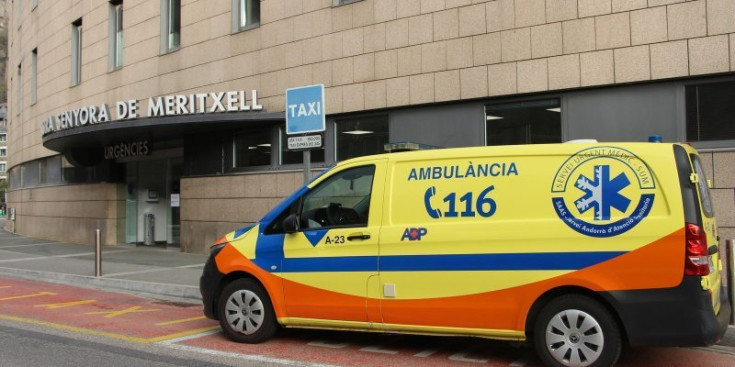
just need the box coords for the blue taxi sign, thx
[285,84,325,135]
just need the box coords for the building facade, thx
[5,0,735,253]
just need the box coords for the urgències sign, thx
[41,89,263,136]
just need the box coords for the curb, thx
[0,266,202,302]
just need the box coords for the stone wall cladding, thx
[6,1,735,253]
[3,183,124,246]
[8,1,735,165]
[180,171,303,252]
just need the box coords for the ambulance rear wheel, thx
[218,278,278,343]
[533,295,621,367]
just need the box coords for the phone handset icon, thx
[424,186,442,219]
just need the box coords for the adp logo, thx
[401,227,428,241]
[550,146,656,238]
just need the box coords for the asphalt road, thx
[0,319,300,367]
[1,275,734,367]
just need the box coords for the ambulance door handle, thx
[347,233,371,241]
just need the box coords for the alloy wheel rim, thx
[545,309,604,367]
[224,289,265,335]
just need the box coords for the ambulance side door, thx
[281,161,386,322]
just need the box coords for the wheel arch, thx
[524,286,629,344]
[212,271,268,319]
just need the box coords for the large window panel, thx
[686,81,735,142]
[485,99,561,146]
[233,130,272,168]
[336,115,389,161]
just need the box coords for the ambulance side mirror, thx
[283,214,300,233]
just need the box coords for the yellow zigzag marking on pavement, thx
[85,306,161,318]
[35,300,97,309]
[0,314,220,344]
[0,292,57,301]
[156,315,207,326]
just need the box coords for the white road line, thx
[161,342,343,367]
[413,350,437,357]
[359,345,399,354]
[448,350,489,364]
[0,249,136,263]
[0,242,59,249]
[307,340,351,349]
[102,263,204,277]
[691,346,735,357]
[157,329,221,345]
[510,355,530,366]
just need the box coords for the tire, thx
[532,295,621,367]
[217,278,278,343]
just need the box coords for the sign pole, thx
[303,149,311,184]
[285,84,325,185]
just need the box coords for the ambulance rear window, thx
[690,155,714,218]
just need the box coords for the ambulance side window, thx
[300,165,375,229]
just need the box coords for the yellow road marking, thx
[156,315,207,326]
[35,300,97,309]
[85,306,160,318]
[0,313,219,344]
[0,292,57,301]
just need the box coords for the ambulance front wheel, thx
[532,295,621,367]
[217,278,278,343]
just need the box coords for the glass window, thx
[0,163,6,173]
[9,166,20,189]
[31,48,37,104]
[162,0,181,52]
[280,128,325,165]
[234,0,259,31]
[0,134,6,142]
[38,159,47,184]
[485,99,561,145]
[691,155,714,218]
[333,0,363,5]
[71,18,83,86]
[110,1,124,69]
[336,115,389,161]
[300,165,375,229]
[15,0,22,29]
[62,155,78,183]
[0,148,6,157]
[16,64,21,114]
[686,81,735,142]
[233,130,272,167]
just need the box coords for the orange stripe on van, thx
[378,228,685,331]
[216,229,685,332]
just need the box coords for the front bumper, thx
[200,253,225,320]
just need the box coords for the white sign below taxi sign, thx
[288,135,322,150]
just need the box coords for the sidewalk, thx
[0,221,734,352]
[0,220,207,301]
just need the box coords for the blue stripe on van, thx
[278,251,625,273]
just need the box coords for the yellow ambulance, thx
[200,142,730,367]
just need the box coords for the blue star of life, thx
[574,165,631,221]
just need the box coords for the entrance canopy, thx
[42,111,284,166]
